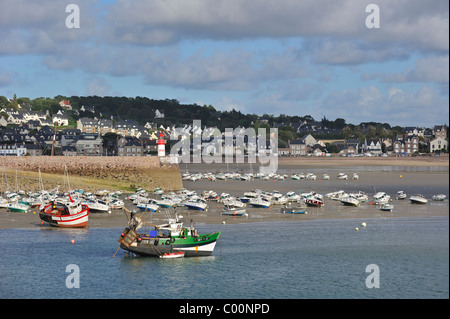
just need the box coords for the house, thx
[404,127,425,137]
[301,134,317,146]
[20,144,42,156]
[114,120,139,136]
[155,109,165,119]
[434,125,447,140]
[289,139,307,156]
[117,136,143,156]
[62,146,77,156]
[429,137,448,153]
[0,144,27,156]
[52,114,69,126]
[80,105,95,113]
[393,135,419,155]
[77,117,98,133]
[74,133,103,156]
[98,119,114,135]
[363,138,382,155]
[59,100,72,110]
[334,141,358,155]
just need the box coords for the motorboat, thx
[396,191,407,200]
[83,199,111,213]
[326,190,346,201]
[432,194,447,201]
[380,203,394,211]
[351,191,368,202]
[322,174,330,180]
[305,194,324,207]
[184,197,208,210]
[340,194,360,207]
[409,194,428,204]
[221,205,248,217]
[137,201,160,212]
[7,201,29,213]
[306,173,317,180]
[286,191,300,202]
[280,206,307,214]
[291,174,300,180]
[373,192,391,204]
[249,196,271,208]
[271,193,288,205]
[352,173,359,180]
[337,173,348,180]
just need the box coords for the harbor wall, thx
[0,156,182,192]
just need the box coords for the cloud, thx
[86,77,111,96]
[320,85,448,126]
[0,70,11,87]
[383,55,449,84]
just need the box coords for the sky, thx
[0,0,448,127]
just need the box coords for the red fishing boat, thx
[39,195,89,228]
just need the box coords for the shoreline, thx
[1,157,448,229]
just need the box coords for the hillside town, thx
[0,97,448,157]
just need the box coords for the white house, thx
[52,114,69,126]
[430,137,448,152]
[155,109,165,119]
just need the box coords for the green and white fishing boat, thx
[118,208,221,257]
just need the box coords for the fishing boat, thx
[340,194,360,207]
[184,197,207,210]
[373,192,391,204]
[432,194,447,201]
[7,201,29,213]
[409,194,428,204]
[397,191,407,200]
[118,210,221,257]
[280,206,307,214]
[39,196,89,228]
[380,203,394,211]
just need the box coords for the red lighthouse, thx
[157,132,166,156]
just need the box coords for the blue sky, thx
[0,0,448,127]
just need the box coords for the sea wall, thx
[0,156,182,192]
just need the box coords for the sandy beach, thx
[1,156,448,229]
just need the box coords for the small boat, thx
[7,201,29,213]
[184,197,207,210]
[352,173,359,180]
[373,192,391,204]
[340,195,360,207]
[337,173,348,180]
[396,191,407,200]
[305,194,324,207]
[432,194,447,201]
[159,252,185,259]
[221,206,248,217]
[271,193,288,205]
[280,206,307,214]
[322,174,330,180]
[137,202,160,212]
[249,196,271,208]
[409,194,428,204]
[83,199,111,213]
[380,203,394,211]
[39,197,89,228]
[291,174,300,180]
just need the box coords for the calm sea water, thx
[0,216,448,299]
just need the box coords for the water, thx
[0,216,448,299]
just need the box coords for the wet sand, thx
[1,157,448,229]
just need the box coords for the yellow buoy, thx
[355,227,359,231]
